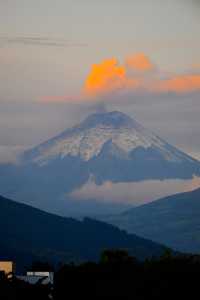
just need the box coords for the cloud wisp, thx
[0,36,88,48]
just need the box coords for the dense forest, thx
[1,250,200,299]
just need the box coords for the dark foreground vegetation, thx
[0,272,51,300]
[1,250,200,299]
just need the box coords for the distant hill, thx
[0,195,167,271]
[104,188,200,253]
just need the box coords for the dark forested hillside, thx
[0,195,166,271]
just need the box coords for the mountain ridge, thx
[0,194,167,271]
[102,187,200,253]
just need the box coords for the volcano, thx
[0,111,199,214]
[21,110,200,181]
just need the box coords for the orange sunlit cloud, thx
[41,54,200,102]
[154,74,200,94]
[191,64,200,70]
[84,58,140,97]
[125,53,154,72]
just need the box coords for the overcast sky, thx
[0,0,200,162]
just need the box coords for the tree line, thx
[1,249,200,299]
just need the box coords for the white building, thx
[17,271,54,285]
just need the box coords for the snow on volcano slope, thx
[21,111,196,166]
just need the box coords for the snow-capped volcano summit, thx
[81,111,139,129]
[22,111,195,166]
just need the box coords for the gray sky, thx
[0,0,200,162]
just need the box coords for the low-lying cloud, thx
[70,176,200,206]
[0,145,25,163]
